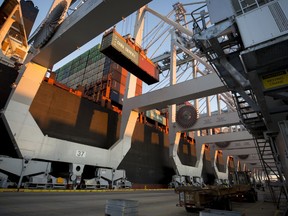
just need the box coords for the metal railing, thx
[234,0,274,15]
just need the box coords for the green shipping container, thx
[146,110,167,126]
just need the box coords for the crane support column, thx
[109,6,146,168]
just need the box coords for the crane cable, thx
[143,10,174,50]
[142,9,174,44]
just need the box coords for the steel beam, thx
[225,148,257,156]
[195,130,252,144]
[32,0,152,68]
[125,72,227,112]
[0,157,51,176]
[215,140,255,150]
[211,149,230,181]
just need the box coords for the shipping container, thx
[100,29,159,85]
[55,41,144,107]
[111,62,122,72]
[111,80,125,95]
[121,68,128,76]
[136,78,142,86]
[110,90,119,104]
[110,90,124,105]
[138,54,159,81]
[136,84,142,95]
[146,110,167,126]
[99,57,105,65]
[121,74,127,86]
[111,70,122,83]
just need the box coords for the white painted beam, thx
[0,157,51,176]
[32,0,152,68]
[216,140,255,150]
[196,130,253,144]
[184,112,242,132]
[225,148,257,155]
[125,73,227,112]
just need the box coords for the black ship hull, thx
[0,64,216,188]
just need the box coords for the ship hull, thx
[0,63,215,188]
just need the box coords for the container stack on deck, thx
[55,43,142,109]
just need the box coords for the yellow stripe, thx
[0,188,174,193]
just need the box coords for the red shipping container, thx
[119,83,125,95]
[120,74,127,85]
[112,70,122,83]
[138,54,157,79]
[136,78,142,86]
[111,80,125,95]
[136,85,142,95]
[111,80,119,92]
[102,83,107,89]
[112,62,122,72]
[121,68,128,76]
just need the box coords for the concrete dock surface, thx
[0,189,282,216]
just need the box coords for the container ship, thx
[0,0,231,189]
[1,41,220,188]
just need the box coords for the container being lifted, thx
[100,28,159,85]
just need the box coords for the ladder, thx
[232,90,266,137]
[233,90,288,215]
[191,11,288,214]
[255,135,288,215]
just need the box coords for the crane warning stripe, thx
[262,70,288,89]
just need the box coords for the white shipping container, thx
[99,58,105,65]
[75,73,82,80]
[91,74,97,82]
[95,61,100,67]
[74,77,80,84]
[99,63,104,72]
[73,71,79,78]
[91,69,98,75]
[90,63,96,70]
[75,70,83,78]
[71,77,77,84]
[82,79,88,86]
[90,62,97,70]
[83,71,90,79]
[98,61,103,67]
[61,78,68,83]
[89,70,94,77]
[78,75,84,82]
[66,81,72,87]
[86,63,92,71]
[83,74,88,80]
[97,73,103,80]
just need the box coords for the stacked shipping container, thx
[55,41,167,130]
[56,44,104,89]
[55,43,142,106]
